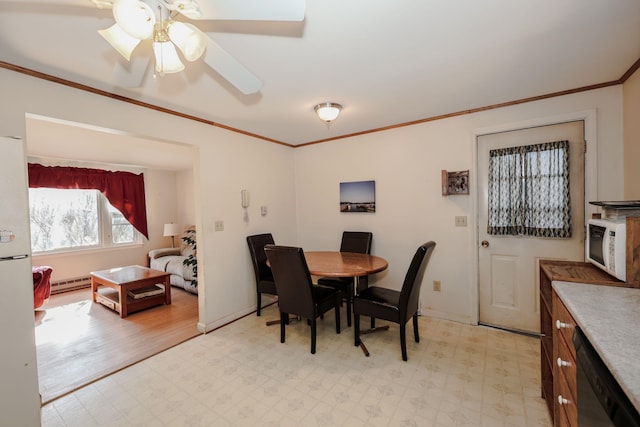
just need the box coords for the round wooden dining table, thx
[264,250,387,328]
[305,251,388,357]
[303,251,388,292]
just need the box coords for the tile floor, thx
[42,304,552,426]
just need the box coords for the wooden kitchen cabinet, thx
[539,260,623,425]
[553,291,578,426]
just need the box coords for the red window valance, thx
[28,163,149,239]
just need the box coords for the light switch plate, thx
[455,216,468,227]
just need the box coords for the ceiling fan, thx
[94,0,305,94]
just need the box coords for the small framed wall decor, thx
[442,170,469,195]
[340,180,376,212]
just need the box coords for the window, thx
[487,140,571,238]
[29,188,141,254]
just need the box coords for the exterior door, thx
[477,121,585,334]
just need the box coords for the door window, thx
[487,140,571,238]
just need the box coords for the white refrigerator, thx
[0,136,41,425]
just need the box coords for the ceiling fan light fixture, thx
[314,102,342,123]
[153,39,185,75]
[113,0,156,40]
[98,23,141,61]
[165,0,202,19]
[91,0,113,9]
[167,21,206,62]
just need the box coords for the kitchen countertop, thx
[553,281,640,413]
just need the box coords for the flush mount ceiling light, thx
[314,102,343,123]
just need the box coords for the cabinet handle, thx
[558,395,570,405]
[557,357,571,368]
[556,320,570,329]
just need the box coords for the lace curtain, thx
[28,163,149,239]
[487,140,571,237]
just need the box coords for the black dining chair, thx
[264,245,341,354]
[353,241,436,361]
[317,231,372,327]
[246,233,277,318]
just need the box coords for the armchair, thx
[33,265,53,309]
[148,225,197,294]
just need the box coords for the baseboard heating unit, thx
[51,276,91,294]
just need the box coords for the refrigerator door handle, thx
[0,254,29,262]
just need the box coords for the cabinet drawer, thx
[556,368,577,427]
[554,295,576,360]
[556,331,577,401]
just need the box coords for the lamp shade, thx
[153,41,185,74]
[98,23,141,60]
[167,21,206,62]
[314,102,342,122]
[163,223,181,237]
[113,0,155,40]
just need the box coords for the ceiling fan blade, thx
[202,36,262,94]
[112,55,150,88]
[0,0,92,5]
[196,0,305,21]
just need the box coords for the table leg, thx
[119,286,127,318]
[360,325,390,335]
[357,323,390,356]
[266,316,300,326]
[164,276,171,305]
[359,340,370,357]
[354,276,362,295]
[91,276,97,302]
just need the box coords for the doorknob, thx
[481,240,489,248]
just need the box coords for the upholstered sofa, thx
[148,226,197,294]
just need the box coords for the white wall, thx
[195,135,297,329]
[623,68,640,199]
[0,68,298,332]
[176,169,196,226]
[294,86,624,324]
[0,66,625,329]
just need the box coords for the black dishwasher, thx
[573,327,640,427]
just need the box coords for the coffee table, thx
[91,265,171,318]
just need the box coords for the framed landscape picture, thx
[340,180,376,212]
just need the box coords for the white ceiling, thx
[1,0,639,148]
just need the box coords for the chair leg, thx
[400,323,408,361]
[335,298,341,334]
[257,292,262,316]
[280,311,286,343]
[413,314,420,342]
[354,313,360,346]
[310,318,317,354]
[371,317,375,329]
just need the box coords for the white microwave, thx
[587,218,626,281]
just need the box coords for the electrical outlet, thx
[455,216,468,227]
[433,280,441,292]
[214,220,224,231]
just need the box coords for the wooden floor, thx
[34,286,200,404]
